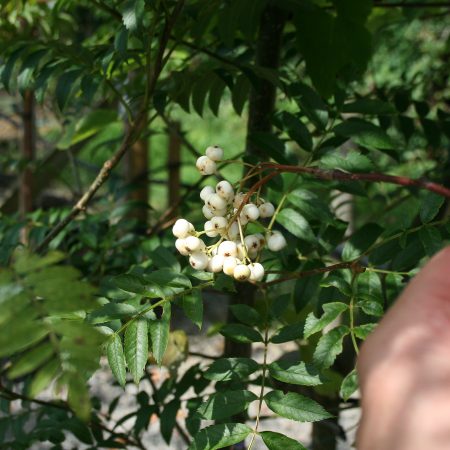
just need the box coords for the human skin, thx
[357,247,450,450]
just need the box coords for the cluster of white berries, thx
[173,146,287,283]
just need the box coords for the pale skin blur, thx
[357,247,450,450]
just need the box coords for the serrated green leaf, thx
[71,109,118,145]
[67,374,91,421]
[265,390,333,422]
[231,74,250,116]
[419,227,442,256]
[182,292,203,330]
[204,358,259,381]
[270,323,304,344]
[420,192,445,223]
[260,431,307,450]
[320,276,351,296]
[268,361,324,386]
[230,304,261,327]
[208,74,227,116]
[276,208,315,243]
[28,359,60,398]
[333,119,396,150]
[124,319,148,384]
[149,303,171,365]
[313,325,349,369]
[353,323,376,340]
[114,274,146,294]
[121,0,145,31]
[320,151,374,173]
[89,302,137,324]
[107,334,127,387]
[357,297,383,317]
[189,423,252,450]
[8,342,53,380]
[220,324,263,343]
[196,390,257,420]
[288,189,333,222]
[55,69,82,111]
[278,111,312,151]
[248,132,289,164]
[304,302,348,339]
[340,369,358,401]
[149,246,181,272]
[342,99,395,115]
[0,321,48,357]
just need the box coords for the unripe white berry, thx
[205,145,224,161]
[212,207,227,217]
[259,202,275,218]
[267,231,287,252]
[254,233,265,248]
[223,256,238,276]
[189,252,208,270]
[238,210,249,226]
[216,180,234,201]
[244,235,260,252]
[210,254,225,273]
[207,193,227,211]
[172,218,193,238]
[249,263,265,281]
[227,221,239,240]
[233,192,245,209]
[175,238,190,256]
[233,264,251,281]
[242,203,260,222]
[204,221,219,238]
[200,186,215,201]
[185,236,203,253]
[202,205,214,219]
[218,240,238,257]
[211,216,228,232]
[196,156,216,175]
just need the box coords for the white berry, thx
[244,235,260,252]
[196,156,216,175]
[267,231,287,252]
[236,242,246,260]
[172,219,193,238]
[212,207,227,217]
[218,240,238,257]
[242,203,260,222]
[204,221,219,238]
[211,216,228,232]
[233,264,251,281]
[259,202,275,218]
[216,180,234,201]
[205,145,224,161]
[223,256,238,276]
[202,205,214,219]
[210,254,225,273]
[175,238,190,256]
[200,186,215,201]
[249,263,265,281]
[207,193,227,211]
[185,236,203,253]
[233,192,245,209]
[189,252,208,270]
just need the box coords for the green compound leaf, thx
[304,302,348,339]
[182,292,203,330]
[420,192,445,223]
[196,390,257,420]
[270,323,304,344]
[124,318,148,384]
[149,303,171,365]
[313,325,350,369]
[107,334,127,387]
[268,361,324,386]
[220,324,263,343]
[189,423,252,450]
[260,431,307,450]
[264,390,333,422]
[340,369,358,401]
[230,304,261,327]
[204,358,259,382]
[276,208,315,243]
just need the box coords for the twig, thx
[34,1,185,253]
[259,163,450,199]
[374,2,450,7]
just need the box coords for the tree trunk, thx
[167,121,181,217]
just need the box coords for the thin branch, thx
[88,0,122,20]
[259,163,450,199]
[34,1,185,253]
[261,261,363,287]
